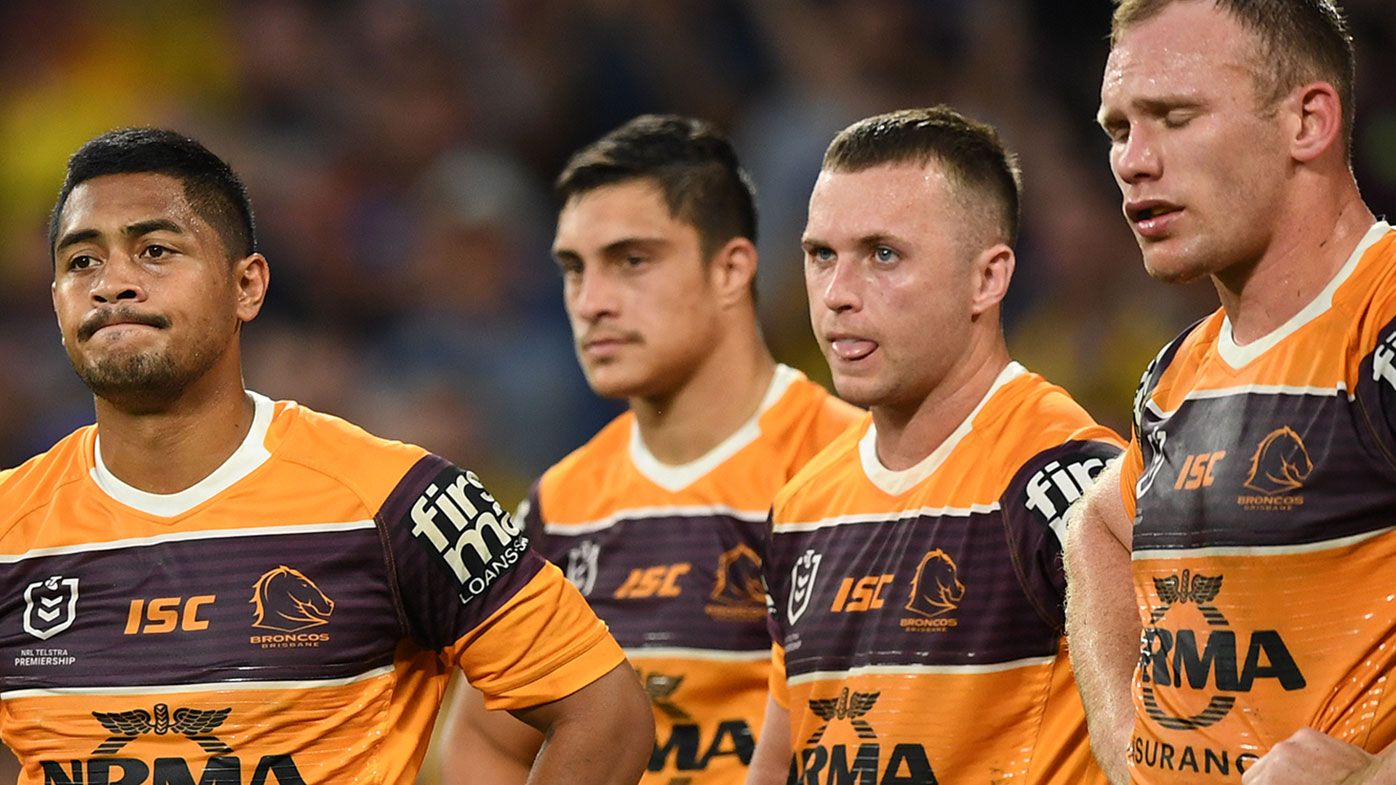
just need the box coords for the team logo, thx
[23,576,79,641]
[640,671,692,721]
[250,566,334,632]
[564,541,600,597]
[1237,427,1312,512]
[1024,455,1109,542]
[705,544,765,622]
[901,550,963,632]
[806,688,879,744]
[1137,429,1169,499]
[92,704,232,755]
[787,550,822,625]
[1241,427,1312,499]
[1141,570,1304,732]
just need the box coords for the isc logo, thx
[615,564,690,599]
[124,596,215,634]
[829,575,894,613]
[1175,451,1226,490]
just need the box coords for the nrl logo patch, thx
[24,576,79,641]
[787,549,822,625]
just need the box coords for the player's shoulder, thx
[764,367,862,439]
[536,410,634,499]
[771,411,871,517]
[273,399,431,509]
[985,365,1124,452]
[0,426,93,526]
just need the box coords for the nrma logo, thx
[1140,571,1305,730]
[41,706,305,785]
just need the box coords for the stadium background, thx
[0,0,1392,507]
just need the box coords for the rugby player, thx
[747,107,1122,785]
[440,115,860,785]
[0,128,652,785]
[1067,1,1396,783]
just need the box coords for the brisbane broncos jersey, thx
[521,365,860,785]
[1118,221,1396,783]
[765,363,1122,785]
[0,393,624,785]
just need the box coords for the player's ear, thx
[969,243,1014,318]
[233,253,270,323]
[1288,81,1343,164]
[709,236,758,308]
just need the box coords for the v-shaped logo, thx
[23,576,79,641]
[787,550,822,625]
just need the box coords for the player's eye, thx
[141,244,172,259]
[873,246,899,264]
[68,254,98,271]
[1162,111,1195,129]
[806,247,835,264]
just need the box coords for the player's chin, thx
[827,373,883,409]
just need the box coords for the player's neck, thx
[93,367,256,495]
[1215,184,1375,346]
[630,330,777,466]
[870,336,1011,472]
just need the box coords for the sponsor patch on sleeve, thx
[403,466,530,604]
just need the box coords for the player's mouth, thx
[827,334,878,363]
[1126,200,1183,239]
[580,332,640,359]
[78,309,170,342]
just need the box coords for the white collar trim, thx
[859,362,1026,497]
[91,392,276,518]
[1217,221,1391,368]
[630,364,799,492]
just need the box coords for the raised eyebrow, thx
[55,228,102,254]
[124,218,185,238]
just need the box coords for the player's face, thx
[803,161,977,410]
[554,180,724,399]
[1099,2,1290,283]
[52,172,252,409]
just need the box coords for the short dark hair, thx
[823,106,1022,247]
[1111,0,1356,152]
[555,114,758,258]
[49,128,256,262]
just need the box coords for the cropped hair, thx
[555,114,758,258]
[1112,0,1356,151]
[824,106,1022,246]
[50,128,256,262]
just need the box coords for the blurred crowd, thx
[1,0,1393,505]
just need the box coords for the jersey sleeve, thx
[1000,438,1123,632]
[375,454,624,709]
[1356,308,1396,473]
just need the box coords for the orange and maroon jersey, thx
[523,365,860,785]
[1117,222,1396,782]
[0,394,624,785]
[766,363,1122,785]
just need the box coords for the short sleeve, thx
[375,454,624,709]
[1000,439,1123,632]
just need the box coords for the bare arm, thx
[1241,728,1396,785]
[511,661,654,785]
[439,683,543,785]
[745,696,792,785]
[1064,458,1138,785]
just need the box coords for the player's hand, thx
[1241,729,1377,785]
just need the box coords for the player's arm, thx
[1064,457,1137,785]
[746,695,791,785]
[440,684,542,785]
[510,662,653,785]
[1241,728,1396,785]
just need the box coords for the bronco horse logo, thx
[904,549,965,618]
[1243,426,1313,496]
[250,566,335,632]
